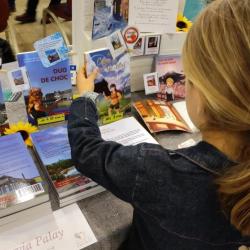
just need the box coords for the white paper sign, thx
[129,0,179,33]
[0,204,97,250]
[100,116,158,145]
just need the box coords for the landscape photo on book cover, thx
[0,134,45,209]
[134,99,190,133]
[85,49,131,125]
[155,55,185,102]
[92,0,129,40]
[31,126,92,194]
[18,52,72,126]
[0,83,9,135]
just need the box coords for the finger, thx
[80,66,87,79]
[89,68,98,81]
[82,64,88,78]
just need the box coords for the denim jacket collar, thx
[174,141,237,176]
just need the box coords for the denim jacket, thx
[68,97,250,250]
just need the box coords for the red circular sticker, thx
[123,27,139,44]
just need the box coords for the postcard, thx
[34,32,69,68]
[7,67,30,92]
[145,35,161,55]
[105,30,127,59]
[143,72,160,95]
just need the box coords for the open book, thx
[134,99,198,133]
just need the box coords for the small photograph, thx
[133,38,143,50]
[143,72,160,95]
[8,67,30,93]
[11,69,24,86]
[145,35,161,55]
[148,37,158,48]
[106,30,127,59]
[45,49,60,64]
[111,33,122,50]
[146,75,156,86]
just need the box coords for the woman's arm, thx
[67,67,144,203]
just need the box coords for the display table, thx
[5,92,201,250]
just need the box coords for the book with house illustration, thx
[0,82,9,135]
[17,51,72,126]
[155,54,186,102]
[0,133,49,222]
[92,0,129,40]
[31,126,104,207]
[134,99,197,133]
[85,48,131,125]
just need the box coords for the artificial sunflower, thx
[176,14,192,32]
[4,121,38,147]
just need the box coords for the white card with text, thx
[0,204,97,250]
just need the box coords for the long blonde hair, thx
[182,0,250,236]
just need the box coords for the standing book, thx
[0,82,8,135]
[155,55,186,102]
[31,126,103,207]
[17,51,72,126]
[0,133,49,225]
[85,48,131,125]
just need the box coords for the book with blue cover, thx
[31,126,99,201]
[184,0,207,22]
[0,82,9,135]
[17,51,72,126]
[92,0,129,40]
[0,133,49,218]
[85,48,131,125]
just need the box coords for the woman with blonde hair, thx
[68,0,250,249]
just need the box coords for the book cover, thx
[0,133,47,217]
[184,0,207,22]
[134,99,191,133]
[0,82,9,135]
[155,55,186,102]
[17,51,72,126]
[85,48,131,125]
[31,126,95,198]
[92,0,129,40]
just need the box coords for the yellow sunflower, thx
[4,121,38,147]
[176,14,192,32]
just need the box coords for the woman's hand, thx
[76,66,98,96]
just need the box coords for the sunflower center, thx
[19,130,29,141]
[177,21,187,29]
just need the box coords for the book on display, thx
[155,54,186,102]
[31,126,103,207]
[17,51,72,126]
[85,48,131,125]
[0,82,8,135]
[0,133,50,225]
[134,99,197,133]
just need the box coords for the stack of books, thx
[0,133,50,226]
[31,126,105,207]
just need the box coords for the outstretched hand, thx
[76,66,98,96]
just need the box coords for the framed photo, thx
[145,35,161,55]
[106,30,127,59]
[143,72,160,95]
